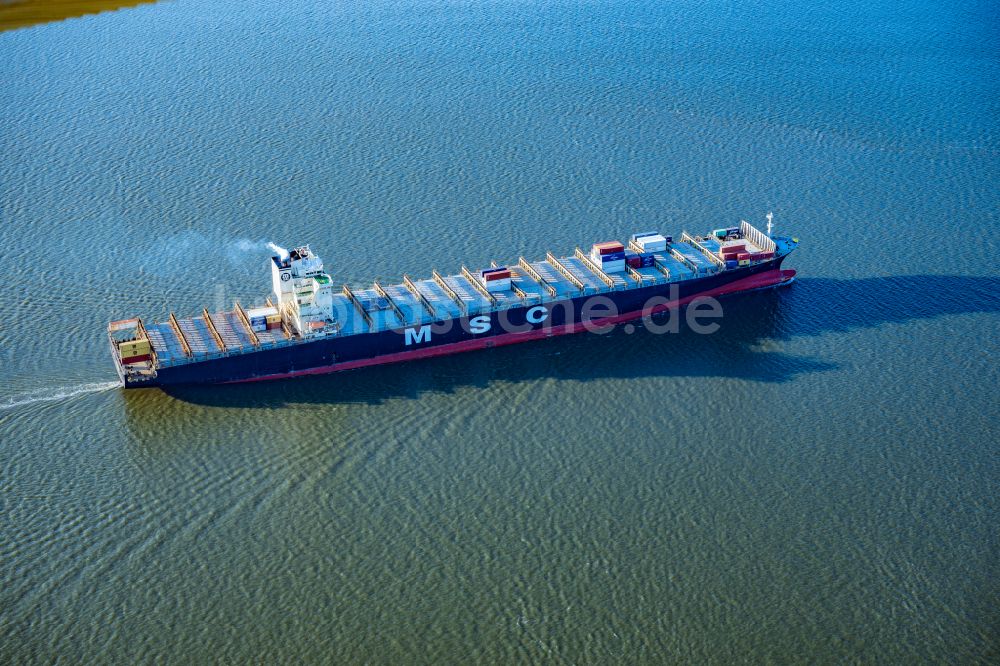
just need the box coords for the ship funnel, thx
[268,242,290,262]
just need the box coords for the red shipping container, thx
[121,354,152,365]
[593,242,624,255]
[266,321,282,330]
[761,251,775,259]
[485,270,511,281]
[737,253,750,261]
[626,257,642,268]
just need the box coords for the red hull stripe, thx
[229,269,796,384]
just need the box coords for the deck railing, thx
[168,312,194,356]
[341,285,373,329]
[573,248,616,289]
[233,301,261,347]
[682,232,725,267]
[461,266,498,306]
[403,275,437,318]
[372,280,407,323]
[669,243,701,273]
[432,270,468,315]
[202,308,227,352]
[517,258,557,298]
[740,219,776,252]
[546,252,585,292]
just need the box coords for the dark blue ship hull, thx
[122,257,791,388]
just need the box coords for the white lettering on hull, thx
[469,315,491,334]
[404,306,549,346]
[526,306,548,324]
[404,326,432,346]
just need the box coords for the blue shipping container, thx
[600,251,626,262]
[725,259,738,268]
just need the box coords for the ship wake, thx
[0,381,120,412]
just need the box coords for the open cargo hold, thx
[485,278,512,292]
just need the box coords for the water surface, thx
[1,0,998,662]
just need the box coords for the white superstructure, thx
[271,245,335,337]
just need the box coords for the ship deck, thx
[143,235,779,368]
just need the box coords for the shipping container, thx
[593,241,624,255]
[484,270,512,281]
[626,257,642,268]
[640,256,656,268]
[118,339,151,357]
[738,259,750,266]
[601,260,626,273]
[121,353,152,365]
[632,233,668,252]
[246,306,279,320]
[266,321,282,330]
[599,251,626,262]
[737,252,750,261]
[725,259,738,268]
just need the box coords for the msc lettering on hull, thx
[402,306,550,346]
[404,326,432,346]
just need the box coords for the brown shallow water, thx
[0,0,157,33]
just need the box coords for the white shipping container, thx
[246,306,279,319]
[635,235,667,252]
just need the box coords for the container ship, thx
[108,218,797,388]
